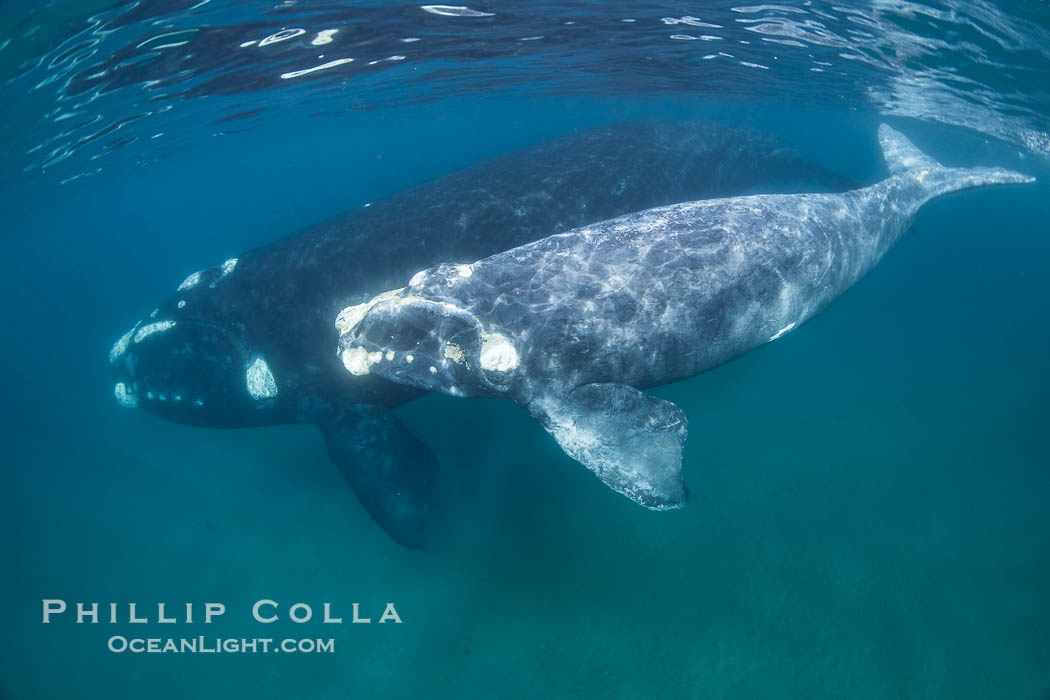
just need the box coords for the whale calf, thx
[108,121,856,545]
[337,126,1034,510]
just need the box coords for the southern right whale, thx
[108,121,856,546]
[337,126,1034,510]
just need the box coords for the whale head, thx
[336,291,520,399]
[108,260,279,426]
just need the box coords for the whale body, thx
[108,121,856,546]
[337,126,1034,510]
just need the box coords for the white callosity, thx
[113,382,138,408]
[178,270,202,291]
[443,343,466,364]
[209,258,238,287]
[341,346,385,376]
[134,320,175,343]
[479,332,518,372]
[109,326,137,362]
[245,356,278,400]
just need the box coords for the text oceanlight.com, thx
[108,636,335,654]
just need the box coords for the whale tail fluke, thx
[878,124,1035,199]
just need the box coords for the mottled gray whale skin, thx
[337,126,1034,510]
[108,121,856,546]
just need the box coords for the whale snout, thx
[338,296,506,397]
[108,316,262,427]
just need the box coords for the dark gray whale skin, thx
[108,121,856,547]
[338,126,1034,512]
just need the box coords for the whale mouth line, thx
[113,380,208,409]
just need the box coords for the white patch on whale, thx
[769,322,796,341]
[246,356,278,399]
[341,346,384,376]
[178,270,201,291]
[444,343,465,364]
[134,320,175,343]
[114,382,138,408]
[479,332,518,372]
[209,258,238,287]
[109,326,137,362]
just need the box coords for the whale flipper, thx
[317,408,436,548]
[526,383,689,510]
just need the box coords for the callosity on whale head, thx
[336,273,520,398]
[108,259,277,428]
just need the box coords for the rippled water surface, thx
[3,0,1049,193]
[3,2,1050,699]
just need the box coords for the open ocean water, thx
[2,2,1050,698]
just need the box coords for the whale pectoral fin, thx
[317,408,437,549]
[526,383,689,510]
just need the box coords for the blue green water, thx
[3,2,1050,698]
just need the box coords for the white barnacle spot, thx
[385,350,395,361]
[769,322,796,342]
[134,320,175,343]
[479,332,518,373]
[193,398,205,407]
[341,346,383,376]
[405,354,414,363]
[444,342,465,364]
[409,270,427,287]
[454,264,473,278]
[109,326,137,362]
[178,270,201,291]
[177,300,186,309]
[429,365,438,374]
[113,382,138,408]
[246,356,278,399]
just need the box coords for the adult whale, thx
[336,126,1034,510]
[109,121,856,546]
